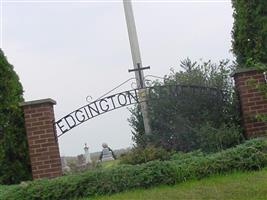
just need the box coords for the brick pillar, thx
[233,68,267,138]
[20,98,62,180]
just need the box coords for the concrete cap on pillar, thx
[230,68,262,77]
[20,98,56,107]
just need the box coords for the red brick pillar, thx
[233,69,267,138]
[20,98,62,179]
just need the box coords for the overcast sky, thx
[2,0,234,156]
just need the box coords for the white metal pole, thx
[123,0,152,135]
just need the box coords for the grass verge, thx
[85,168,267,200]
[1,139,267,200]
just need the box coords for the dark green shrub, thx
[0,50,31,184]
[1,139,266,200]
[195,122,244,152]
[120,145,172,165]
[232,0,267,67]
[170,150,205,161]
[129,59,242,152]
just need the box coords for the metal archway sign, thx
[55,84,222,138]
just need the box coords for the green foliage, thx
[120,145,172,165]
[169,150,205,161]
[84,168,267,200]
[232,1,267,125]
[195,123,243,152]
[232,0,267,67]
[129,59,242,152]
[0,49,31,184]
[1,139,267,200]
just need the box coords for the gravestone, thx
[77,154,86,166]
[100,143,115,162]
[84,143,92,164]
[61,156,70,172]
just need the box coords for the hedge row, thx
[1,139,267,200]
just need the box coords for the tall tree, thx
[232,0,267,67]
[129,59,242,152]
[0,49,31,184]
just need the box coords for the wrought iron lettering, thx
[99,99,109,112]
[75,110,86,123]
[55,85,222,138]
[118,93,127,106]
[88,102,100,117]
[56,88,140,137]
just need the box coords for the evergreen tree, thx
[129,59,242,152]
[232,0,267,67]
[0,49,31,184]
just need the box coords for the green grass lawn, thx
[79,168,267,200]
[99,159,120,169]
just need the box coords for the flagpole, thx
[123,0,152,135]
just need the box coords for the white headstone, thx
[84,143,92,164]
